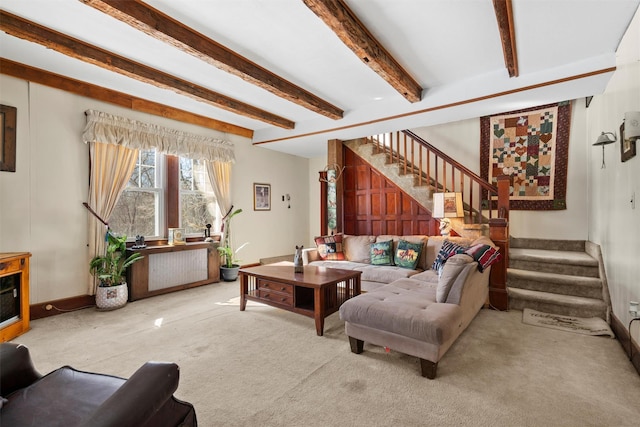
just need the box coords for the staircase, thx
[507,238,609,321]
[340,130,611,320]
[343,131,507,232]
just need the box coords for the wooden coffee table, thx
[239,264,361,336]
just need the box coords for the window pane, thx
[110,190,157,237]
[141,149,155,166]
[140,165,155,188]
[179,158,193,191]
[180,193,218,235]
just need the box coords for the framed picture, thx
[253,183,271,211]
[0,105,17,172]
[168,228,186,245]
[620,121,637,163]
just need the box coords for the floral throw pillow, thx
[370,240,394,265]
[431,240,468,272]
[394,239,423,269]
[314,234,345,260]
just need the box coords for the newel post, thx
[489,175,510,310]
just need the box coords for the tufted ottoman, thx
[339,254,489,378]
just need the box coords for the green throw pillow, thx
[394,239,423,269]
[370,240,394,265]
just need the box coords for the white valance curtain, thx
[82,109,235,163]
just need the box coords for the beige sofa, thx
[303,234,498,378]
[302,234,492,292]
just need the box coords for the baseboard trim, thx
[610,313,640,376]
[30,295,95,320]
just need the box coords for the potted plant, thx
[90,231,144,310]
[217,207,243,281]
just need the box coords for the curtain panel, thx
[82,110,235,163]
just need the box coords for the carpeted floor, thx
[11,281,640,426]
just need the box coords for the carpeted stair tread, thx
[509,288,607,319]
[508,268,601,286]
[509,248,598,266]
[507,268,603,298]
[510,237,586,252]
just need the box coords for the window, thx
[179,157,220,235]
[110,151,219,240]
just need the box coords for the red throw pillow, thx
[465,244,502,272]
[314,234,345,260]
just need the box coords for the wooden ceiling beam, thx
[0,10,294,129]
[0,58,254,138]
[80,0,343,120]
[493,0,519,77]
[303,0,422,103]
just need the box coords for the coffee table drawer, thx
[257,279,293,295]
[257,289,294,306]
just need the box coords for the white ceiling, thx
[1,0,639,158]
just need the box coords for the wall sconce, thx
[433,192,463,236]
[592,132,616,169]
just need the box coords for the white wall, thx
[585,9,640,342]
[231,140,310,262]
[0,76,310,304]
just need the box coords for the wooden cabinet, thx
[0,252,31,342]
[126,242,220,301]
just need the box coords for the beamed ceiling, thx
[1,0,639,158]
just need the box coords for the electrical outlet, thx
[631,192,636,210]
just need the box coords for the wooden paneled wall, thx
[342,146,437,236]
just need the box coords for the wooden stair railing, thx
[365,130,505,223]
[361,130,510,309]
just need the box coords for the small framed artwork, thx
[253,183,271,211]
[620,121,637,163]
[0,104,17,172]
[168,228,186,245]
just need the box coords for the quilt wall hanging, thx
[480,101,572,210]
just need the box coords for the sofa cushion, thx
[436,254,475,303]
[356,265,421,283]
[314,234,345,260]
[394,239,423,269]
[339,280,462,344]
[431,240,468,272]
[370,240,394,265]
[465,243,502,272]
[408,269,439,284]
[308,260,368,271]
[344,235,376,263]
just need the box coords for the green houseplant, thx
[217,207,243,281]
[90,232,144,309]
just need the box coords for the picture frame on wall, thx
[253,183,271,211]
[0,104,17,172]
[620,122,637,162]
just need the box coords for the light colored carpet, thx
[11,281,640,426]
[523,308,615,337]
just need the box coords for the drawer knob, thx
[0,263,7,270]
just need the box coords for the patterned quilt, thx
[480,102,571,210]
